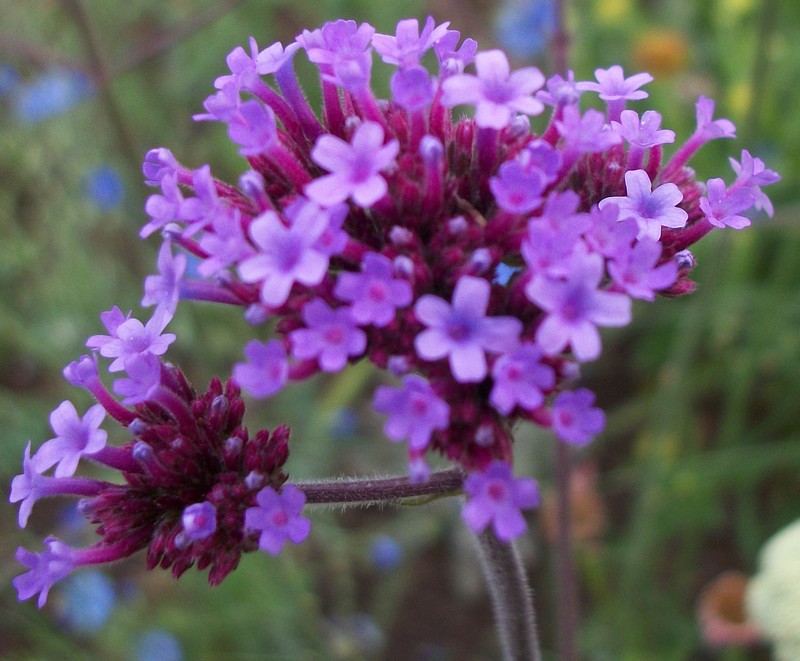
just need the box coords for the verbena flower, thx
[11,17,780,595]
[11,319,302,606]
[462,461,540,541]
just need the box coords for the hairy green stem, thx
[474,528,541,661]
[297,467,465,505]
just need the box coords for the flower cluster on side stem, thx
[11,313,306,607]
[10,16,779,606]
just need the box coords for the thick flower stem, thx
[298,467,464,505]
[474,528,541,661]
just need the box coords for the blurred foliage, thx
[0,0,798,659]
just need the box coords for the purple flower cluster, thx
[11,16,780,598]
[134,17,777,540]
[10,315,309,607]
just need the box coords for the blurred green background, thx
[1,0,798,659]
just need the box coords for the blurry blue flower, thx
[370,534,404,571]
[0,63,19,97]
[326,614,384,657]
[59,502,90,539]
[330,408,358,440]
[58,570,116,634]
[85,166,125,211]
[134,629,184,661]
[11,67,93,123]
[495,0,555,61]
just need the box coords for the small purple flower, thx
[372,17,451,69]
[461,461,540,541]
[214,37,262,91]
[227,100,279,157]
[233,339,288,398]
[583,203,638,258]
[298,20,375,91]
[13,537,78,608]
[142,242,187,315]
[86,308,175,373]
[244,484,311,556]
[197,209,253,278]
[441,49,545,129]
[142,148,180,186]
[194,80,240,123]
[289,299,367,372]
[521,223,585,279]
[556,106,622,162]
[237,208,330,308]
[10,443,48,527]
[489,160,546,214]
[518,140,562,181]
[181,502,217,542]
[390,66,435,111]
[490,344,556,415]
[414,276,522,383]
[578,65,653,101]
[63,354,100,389]
[599,169,688,240]
[551,388,605,445]
[608,238,678,300]
[32,402,107,478]
[536,70,581,107]
[612,109,675,149]
[255,41,301,76]
[699,178,754,230]
[141,173,186,239]
[179,165,225,237]
[729,149,780,217]
[535,190,590,234]
[526,253,631,362]
[284,197,348,257]
[334,252,413,327]
[694,96,736,140]
[373,374,450,451]
[112,353,162,405]
[433,29,477,76]
[305,121,399,208]
[576,65,653,121]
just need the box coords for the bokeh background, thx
[1,0,798,659]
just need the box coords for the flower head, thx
[13,20,777,577]
[118,18,775,478]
